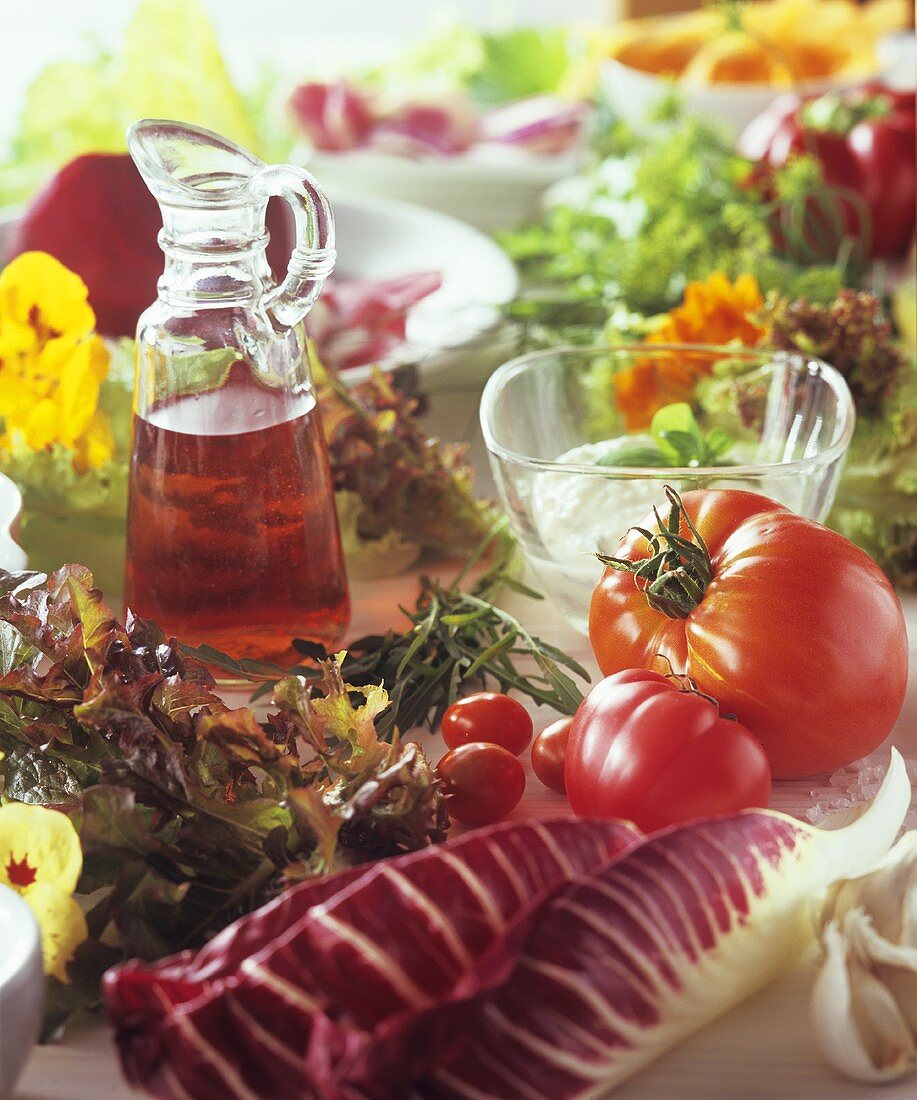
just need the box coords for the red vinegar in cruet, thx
[124,363,349,662]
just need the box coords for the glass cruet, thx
[123,118,350,663]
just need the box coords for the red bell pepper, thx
[739,84,916,262]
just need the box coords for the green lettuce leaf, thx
[467,28,572,106]
[360,24,485,93]
[1,0,262,204]
[0,744,83,805]
[120,0,262,153]
[334,490,421,579]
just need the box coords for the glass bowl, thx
[480,345,856,633]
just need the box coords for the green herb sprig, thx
[185,522,591,734]
[597,403,736,469]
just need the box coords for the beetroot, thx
[3,153,294,338]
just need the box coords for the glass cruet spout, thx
[127,118,336,329]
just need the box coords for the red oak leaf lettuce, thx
[0,564,445,1034]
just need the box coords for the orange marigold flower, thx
[614,272,766,429]
[649,272,766,347]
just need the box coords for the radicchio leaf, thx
[288,81,375,152]
[370,93,478,157]
[420,751,912,1099]
[106,755,910,1100]
[104,817,641,1100]
[480,95,586,155]
[306,272,442,372]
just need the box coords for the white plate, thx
[307,146,580,233]
[325,188,518,389]
[0,885,44,1099]
[0,193,519,395]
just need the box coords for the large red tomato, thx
[564,668,772,831]
[589,489,908,779]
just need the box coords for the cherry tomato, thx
[441,692,533,756]
[436,742,526,826]
[589,489,908,779]
[531,717,573,794]
[565,668,772,832]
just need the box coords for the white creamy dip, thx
[531,440,660,570]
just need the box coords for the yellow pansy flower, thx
[0,251,114,471]
[0,801,88,982]
[0,251,96,346]
[74,412,116,475]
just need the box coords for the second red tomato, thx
[441,692,533,756]
[564,669,772,833]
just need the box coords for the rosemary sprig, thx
[315,580,589,738]
[183,521,591,735]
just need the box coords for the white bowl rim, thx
[0,883,41,988]
[480,342,856,478]
[307,145,580,184]
[601,55,881,96]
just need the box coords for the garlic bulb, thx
[811,832,917,1083]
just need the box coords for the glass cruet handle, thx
[249,164,336,329]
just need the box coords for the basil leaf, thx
[656,429,704,464]
[596,445,668,468]
[649,402,737,467]
[650,402,702,439]
[704,428,736,462]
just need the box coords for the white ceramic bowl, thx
[600,57,870,139]
[0,474,27,572]
[328,188,519,389]
[307,146,580,233]
[0,885,44,1099]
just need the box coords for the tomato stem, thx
[653,653,722,711]
[597,486,712,619]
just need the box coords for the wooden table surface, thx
[14,555,917,1100]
